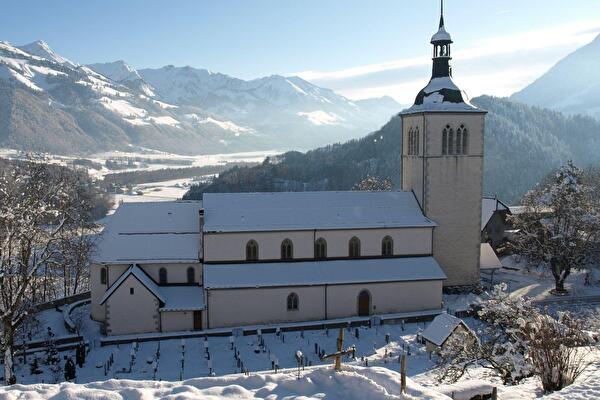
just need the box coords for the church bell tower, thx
[401,2,486,287]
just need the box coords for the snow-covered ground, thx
[6,300,599,399]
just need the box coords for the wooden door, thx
[193,311,202,330]
[358,290,370,317]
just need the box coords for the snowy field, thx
[5,299,599,399]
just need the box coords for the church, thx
[91,8,487,336]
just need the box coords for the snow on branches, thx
[509,161,600,293]
[436,284,592,393]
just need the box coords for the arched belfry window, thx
[187,267,195,284]
[448,128,455,155]
[246,240,259,261]
[456,128,463,155]
[407,127,413,155]
[159,267,167,284]
[414,127,419,155]
[442,127,448,155]
[281,239,293,260]
[315,238,327,259]
[382,236,394,257]
[100,267,107,285]
[462,125,468,155]
[349,236,361,258]
[287,292,299,311]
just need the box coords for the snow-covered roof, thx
[202,191,435,233]
[481,197,510,230]
[94,233,201,263]
[422,313,468,347]
[100,264,164,305]
[104,201,202,234]
[93,201,203,264]
[204,256,446,289]
[402,77,484,115]
[431,26,452,43]
[159,286,205,311]
[100,265,205,310]
[480,243,502,270]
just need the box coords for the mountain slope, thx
[511,33,600,119]
[0,40,399,155]
[185,96,600,204]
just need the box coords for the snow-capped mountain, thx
[511,33,600,119]
[0,40,400,155]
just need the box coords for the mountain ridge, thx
[0,40,400,155]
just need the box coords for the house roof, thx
[480,243,502,270]
[100,265,205,311]
[93,201,203,264]
[422,313,468,346]
[481,197,510,231]
[202,191,436,233]
[100,264,164,305]
[159,286,205,311]
[204,256,446,289]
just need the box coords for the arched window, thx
[414,127,419,155]
[382,236,394,257]
[349,236,361,258]
[448,128,455,155]
[287,292,299,311]
[281,239,293,260]
[246,240,259,261]
[407,128,413,155]
[462,126,468,155]
[315,238,327,259]
[100,267,107,285]
[442,127,448,155]
[187,267,195,284]
[159,267,167,284]
[456,128,462,155]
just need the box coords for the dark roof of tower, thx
[401,2,484,115]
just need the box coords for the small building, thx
[421,313,475,354]
[481,196,511,249]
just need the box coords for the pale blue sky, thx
[2,0,600,103]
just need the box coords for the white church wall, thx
[203,227,432,262]
[160,311,194,332]
[142,263,202,284]
[424,113,484,286]
[316,227,432,258]
[401,114,426,207]
[105,274,160,336]
[326,280,443,319]
[203,231,314,262]
[207,286,326,328]
[90,263,128,322]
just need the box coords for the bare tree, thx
[509,162,600,294]
[0,162,93,384]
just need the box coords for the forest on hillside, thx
[184,96,600,204]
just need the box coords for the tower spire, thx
[439,0,444,28]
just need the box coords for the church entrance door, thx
[193,311,202,330]
[358,290,370,317]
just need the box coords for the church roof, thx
[202,191,436,233]
[93,201,203,264]
[431,25,452,43]
[204,256,446,289]
[402,77,484,115]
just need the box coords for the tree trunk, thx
[551,260,569,295]
[2,320,15,385]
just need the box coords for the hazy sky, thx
[2,0,600,104]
